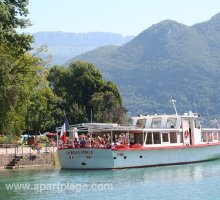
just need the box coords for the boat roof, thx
[132,111,199,119]
[63,123,181,134]
[56,111,201,134]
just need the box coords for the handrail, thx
[0,144,18,148]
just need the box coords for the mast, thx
[170,97,178,115]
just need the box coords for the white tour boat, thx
[57,109,220,169]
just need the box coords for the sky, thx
[25,0,220,36]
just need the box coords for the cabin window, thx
[151,118,162,128]
[170,132,177,143]
[166,118,177,128]
[162,133,169,142]
[194,119,200,129]
[153,132,161,144]
[136,118,146,128]
[202,132,211,142]
[201,132,205,142]
[146,132,153,144]
[208,133,213,142]
[203,131,214,142]
[202,132,208,142]
[134,133,143,144]
[179,132,183,143]
[129,133,135,144]
[213,131,218,141]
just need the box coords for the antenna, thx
[170,97,178,115]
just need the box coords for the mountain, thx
[193,13,220,61]
[70,13,220,118]
[32,32,134,64]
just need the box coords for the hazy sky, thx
[25,0,220,36]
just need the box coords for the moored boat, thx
[57,111,220,169]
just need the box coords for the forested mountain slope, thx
[71,13,220,119]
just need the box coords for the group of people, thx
[66,133,129,149]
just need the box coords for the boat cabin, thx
[131,111,220,147]
[57,112,220,150]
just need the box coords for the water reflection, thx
[58,159,220,183]
[1,160,220,200]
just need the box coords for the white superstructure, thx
[57,111,220,169]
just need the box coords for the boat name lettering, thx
[66,150,93,155]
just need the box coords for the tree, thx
[48,61,127,124]
[0,44,57,134]
[0,0,33,52]
[69,102,88,123]
[91,91,126,123]
[0,1,64,134]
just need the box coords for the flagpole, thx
[91,109,92,123]
[60,113,69,144]
[56,128,58,147]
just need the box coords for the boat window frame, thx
[151,117,162,128]
[136,118,146,128]
[166,118,177,128]
[161,132,170,143]
[213,131,218,141]
[194,119,201,129]
[218,131,220,141]
[145,132,153,145]
[170,132,178,143]
[153,132,161,144]
[208,132,213,142]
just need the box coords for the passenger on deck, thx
[80,137,86,148]
[74,138,80,148]
[85,135,92,147]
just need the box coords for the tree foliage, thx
[0,44,58,134]
[0,0,33,52]
[48,61,126,124]
[91,91,125,122]
[0,0,59,135]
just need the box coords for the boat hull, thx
[57,143,220,169]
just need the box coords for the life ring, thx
[184,130,189,139]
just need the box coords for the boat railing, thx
[201,128,220,143]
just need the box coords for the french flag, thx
[60,116,69,143]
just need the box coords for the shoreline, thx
[0,164,60,171]
[0,146,60,170]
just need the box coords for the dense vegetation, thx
[71,13,220,120]
[0,0,126,135]
[48,61,126,125]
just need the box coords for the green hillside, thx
[71,13,220,119]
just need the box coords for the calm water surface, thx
[1,160,220,200]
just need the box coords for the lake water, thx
[1,160,220,200]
